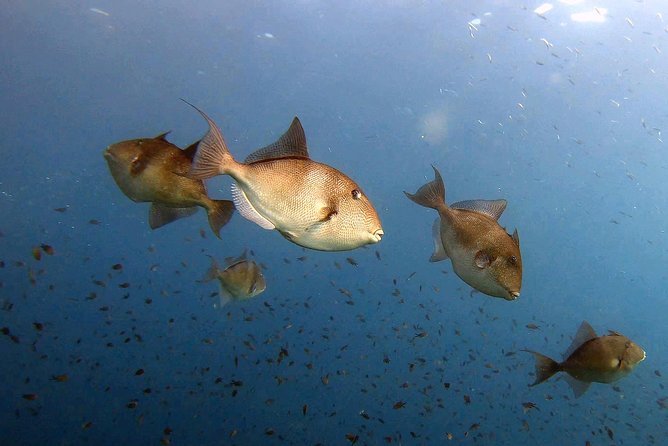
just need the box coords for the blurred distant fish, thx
[523,321,646,397]
[404,166,522,300]
[201,253,266,308]
[104,132,234,237]
[185,102,384,251]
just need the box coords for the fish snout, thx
[506,290,520,301]
[372,228,384,243]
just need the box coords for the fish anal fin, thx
[148,203,198,229]
[231,183,275,230]
[218,286,232,308]
[563,321,598,360]
[451,199,507,220]
[429,218,448,262]
[244,117,309,163]
[564,374,591,398]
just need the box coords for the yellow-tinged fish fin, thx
[182,139,201,160]
[153,131,171,141]
[183,100,235,180]
[429,218,449,262]
[564,374,591,398]
[564,321,597,360]
[130,153,150,176]
[244,117,309,163]
[207,200,235,238]
[451,199,507,220]
[148,204,197,229]
[521,349,560,386]
[404,165,446,210]
[230,183,275,230]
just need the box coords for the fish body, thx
[104,133,234,237]
[202,253,266,307]
[404,166,522,300]
[524,321,646,397]
[186,103,383,251]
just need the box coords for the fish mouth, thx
[506,290,520,301]
[371,229,384,242]
[103,147,114,160]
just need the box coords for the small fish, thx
[523,321,646,397]
[104,132,234,237]
[200,253,266,308]
[186,102,383,251]
[405,166,522,300]
[51,374,69,382]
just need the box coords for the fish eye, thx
[351,189,362,200]
[509,255,518,265]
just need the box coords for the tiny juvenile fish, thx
[404,166,522,300]
[523,321,646,397]
[104,132,234,237]
[186,102,384,251]
[200,253,266,308]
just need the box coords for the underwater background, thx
[2,0,668,444]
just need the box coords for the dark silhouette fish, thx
[404,166,522,300]
[104,132,234,237]
[524,321,646,397]
[185,102,383,251]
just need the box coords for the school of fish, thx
[100,102,645,405]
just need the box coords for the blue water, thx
[2,1,667,444]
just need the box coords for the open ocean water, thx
[2,1,668,444]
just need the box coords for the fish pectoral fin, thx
[130,153,150,176]
[231,182,275,230]
[148,203,198,229]
[429,218,449,262]
[474,251,492,269]
[305,207,337,232]
[564,374,591,398]
[451,199,507,221]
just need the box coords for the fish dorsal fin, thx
[450,199,507,221]
[511,228,520,247]
[429,218,449,262]
[563,321,597,360]
[230,182,275,230]
[244,117,309,163]
[182,139,201,160]
[564,374,591,398]
[154,131,171,141]
[607,330,623,336]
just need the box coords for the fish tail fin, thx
[206,200,235,238]
[183,100,237,179]
[199,256,220,283]
[404,165,446,210]
[522,349,561,386]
